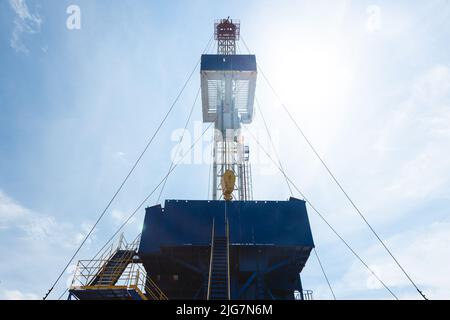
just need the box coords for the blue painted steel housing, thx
[140,198,314,251]
[201,54,257,71]
[138,198,314,299]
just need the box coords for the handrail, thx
[70,233,167,300]
[206,218,215,300]
[92,234,140,285]
[226,216,230,300]
[84,239,117,284]
[71,262,167,300]
[302,290,313,300]
[85,232,141,272]
[145,273,168,300]
[101,249,135,285]
[73,234,141,286]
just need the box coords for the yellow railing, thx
[70,233,167,300]
[111,263,167,300]
[72,233,141,286]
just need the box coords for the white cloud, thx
[374,65,450,206]
[111,208,135,227]
[0,190,101,300]
[0,190,94,248]
[366,5,382,33]
[0,190,28,228]
[0,189,53,240]
[300,62,450,298]
[73,222,98,247]
[1,289,39,300]
[113,151,133,166]
[316,64,450,236]
[8,0,43,53]
[335,220,450,299]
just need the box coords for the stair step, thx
[89,249,135,286]
[208,229,229,300]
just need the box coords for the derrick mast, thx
[215,18,240,55]
[201,18,256,200]
[69,19,315,301]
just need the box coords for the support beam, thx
[167,256,204,275]
[237,272,257,298]
[263,258,291,275]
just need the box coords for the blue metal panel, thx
[139,198,314,254]
[201,54,257,71]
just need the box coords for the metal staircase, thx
[69,234,167,300]
[207,218,230,300]
[90,249,135,286]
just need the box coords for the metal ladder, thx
[207,218,230,300]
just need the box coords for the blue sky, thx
[0,0,450,300]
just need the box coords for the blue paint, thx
[139,197,314,254]
[201,54,257,71]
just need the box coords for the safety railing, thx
[113,263,168,300]
[72,262,167,300]
[294,289,314,300]
[70,233,140,287]
[70,233,167,300]
[142,267,168,300]
[303,290,314,300]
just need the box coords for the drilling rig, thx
[69,18,314,301]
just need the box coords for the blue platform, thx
[139,198,314,254]
[137,198,314,299]
[200,54,257,123]
[201,54,257,72]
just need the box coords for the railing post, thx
[207,218,215,300]
[119,233,124,249]
[136,269,140,287]
[71,264,79,288]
